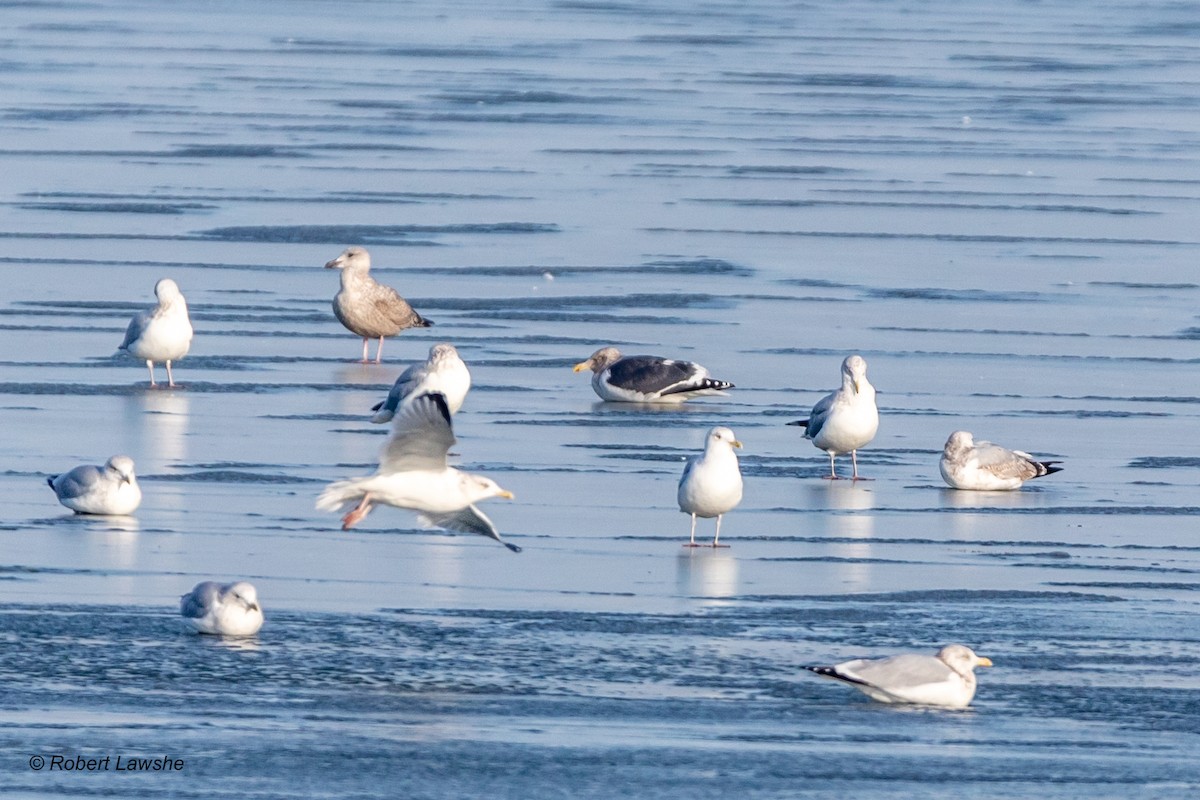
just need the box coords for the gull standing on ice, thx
[47,455,142,516]
[370,343,470,424]
[317,392,520,552]
[573,347,734,403]
[324,246,432,363]
[180,581,264,636]
[803,644,993,708]
[116,278,193,388]
[677,427,744,547]
[940,430,1063,491]
[788,354,878,480]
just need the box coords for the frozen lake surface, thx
[1,0,1198,796]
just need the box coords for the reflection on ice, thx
[809,481,875,539]
[942,486,1051,538]
[676,548,737,601]
[123,390,191,465]
[811,482,875,590]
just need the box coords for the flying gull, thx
[317,391,520,552]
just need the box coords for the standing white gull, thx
[788,354,878,480]
[803,644,993,708]
[47,455,142,516]
[116,278,193,387]
[324,246,432,363]
[940,430,1062,490]
[180,581,264,636]
[370,343,471,424]
[317,391,520,552]
[678,427,743,547]
[572,347,733,403]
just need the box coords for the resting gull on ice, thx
[572,346,733,403]
[47,455,142,516]
[940,430,1062,491]
[116,278,193,388]
[180,581,264,636]
[803,644,993,708]
[324,246,432,363]
[370,343,470,424]
[317,391,520,552]
[678,427,743,547]
[788,354,878,480]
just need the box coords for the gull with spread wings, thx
[317,391,519,552]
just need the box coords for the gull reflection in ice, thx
[676,548,738,603]
[811,481,876,591]
[125,390,191,513]
[942,486,1046,538]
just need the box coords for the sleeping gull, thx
[116,278,193,387]
[940,430,1063,490]
[324,246,432,363]
[803,644,993,708]
[180,581,264,636]
[678,427,744,547]
[572,346,734,403]
[788,354,878,480]
[317,391,520,552]
[370,343,470,424]
[47,455,142,516]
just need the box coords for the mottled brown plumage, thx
[324,246,432,363]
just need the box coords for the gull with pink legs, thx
[677,426,743,548]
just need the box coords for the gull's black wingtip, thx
[502,540,522,553]
[787,419,810,429]
[802,665,869,686]
[411,390,452,427]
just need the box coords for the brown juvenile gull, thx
[572,346,734,403]
[370,343,471,424]
[316,391,520,552]
[116,278,193,387]
[47,455,141,516]
[939,430,1063,491]
[324,246,432,363]
[803,644,993,708]
[179,581,264,636]
[677,427,743,548]
[788,354,878,480]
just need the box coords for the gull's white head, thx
[937,644,993,676]
[104,455,137,483]
[324,246,371,272]
[706,426,743,451]
[154,278,184,305]
[573,346,622,374]
[429,343,462,364]
[225,581,261,613]
[841,354,869,391]
[462,474,514,503]
[943,430,975,455]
